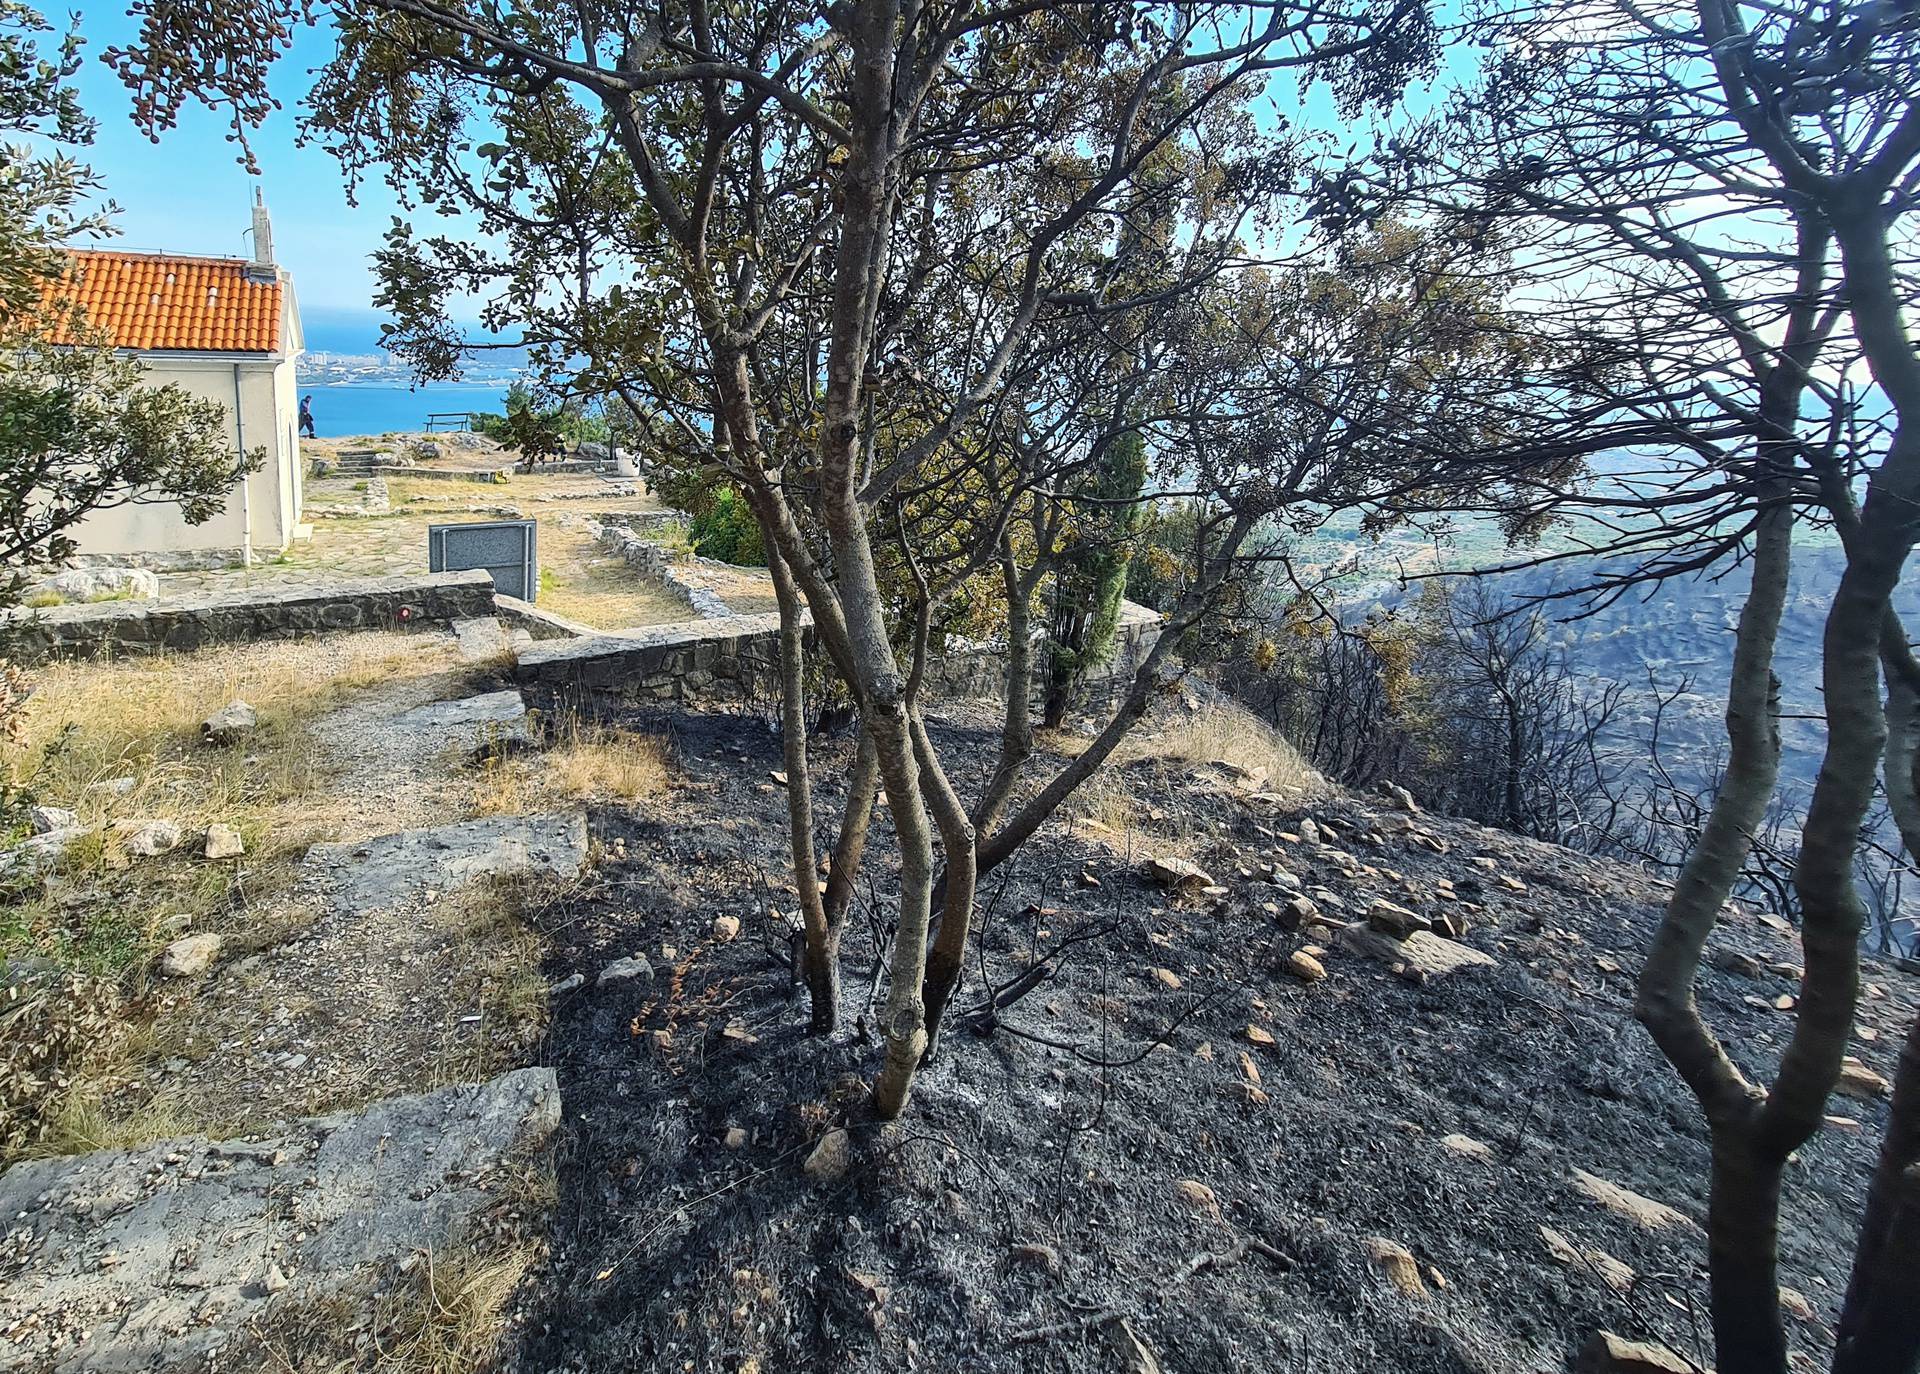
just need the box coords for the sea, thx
[303,380,513,438]
[297,308,518,438]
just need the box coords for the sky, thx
[63,6,1474,344]
[69,7,403,334]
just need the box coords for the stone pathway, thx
[0,1068,559,1374]
[154,672,587,1129]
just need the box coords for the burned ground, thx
[505,699,1913,1374]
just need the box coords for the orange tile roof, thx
[40,249,283,354]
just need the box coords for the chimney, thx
[246,188,276,283]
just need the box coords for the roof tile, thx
[39,249,281,354]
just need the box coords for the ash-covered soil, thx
[506,700,1914,1374]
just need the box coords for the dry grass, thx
[424,879,552,1089]
[472,717,673,814]
[2,633,444,974]
[1119,701,1320,794]
[0,633,453,1161]
[371,1245,536,1373]
[245,1236,540,1374]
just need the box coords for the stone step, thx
[300,811,587,912]
[0,1067,560,1374]
[389,686,531,752]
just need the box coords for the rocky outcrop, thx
[0,1068,560,1374]
[26,567,159,605]
[300,811,588,912]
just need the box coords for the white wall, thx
[67,352,299,566]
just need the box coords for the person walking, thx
[298,394,316,439]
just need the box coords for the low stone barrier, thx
[589,518,733,618]
[516,612,788,701]
[2,570,499,664]
[515,601,1163,708]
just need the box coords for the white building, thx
[51,196,306,568]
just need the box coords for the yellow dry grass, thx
[1119,701,1319,794]
[472,718,672,813]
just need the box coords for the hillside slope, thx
[505,703,1913,1374]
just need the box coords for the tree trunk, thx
[1707,1128,1792,1374]
[910,707,977,1057]
[1635,495,1790,1120]
[767,546,840,1032]
[825,727,880,930]
[819,0,934,1121]
[1833,1011,1920,1374]
[973,537,1041,835]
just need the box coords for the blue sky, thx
[66,7,1469,341]
[70,7,401,328]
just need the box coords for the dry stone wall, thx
[514,601,1163,709]
[1,570,498,664]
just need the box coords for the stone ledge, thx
[0,1067,560,1374]
[2,569,499,664]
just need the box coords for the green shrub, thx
[687,488,765,566]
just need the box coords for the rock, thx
[723,1126,748,1150]
[1174,1179,1219,1214]
[2,824,86,876]
[1297,817,1321,845]
[1440,1133,1493,1163]
[1338,925,1497,980]
[1365,898,1428,939]
[1144,855,1214,891]
[1279,893,1320,927]
[157,932,224,977]
[1245,1024,1276,1047]
[301,812,588,912]
[712,914,741,942]
[203,823,245,860]
[1286,950,1327,982]
[0,1068,559,1374]
[1378,781,1419,812]
[1708,946,1766,980]
[262,1262,289,1295]
[1570,1168,1698,1232]
[804,1127,851,1183]
[450,617,512,664]
[1430,909,1470,940]
[114,819,182,856]
[1151,967,1183,990]
[1540,1225,1636,1294]
[1010,1242,1063,1276]
[598,955,654,986]
[1575,1331,1696,1374]
[1539,1224,1581,1266]
[28,805,75,835]
[1104,1317,1164,1374]
[1778,1287,1816,1323]
[391,690,532,754]
[1837,1059,1891,1099]
[31,566,159,604]
[1364,1236,1427,1298]
[201,700,259,746]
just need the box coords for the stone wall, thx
[515,601,1163,709]
[589,516,733,618]
[516,612,788,702]
[3,570,499,664]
